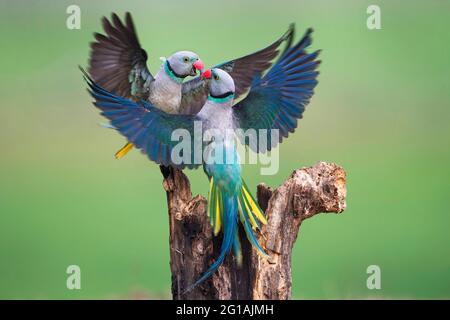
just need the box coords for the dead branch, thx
[161,162,347,300]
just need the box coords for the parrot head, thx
[202,68,235,101]
[166,51,204,77]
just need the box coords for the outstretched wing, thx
[179,24,295,114]
[88,12,153,101]
[82,69,202,169]
[232,28,321,152]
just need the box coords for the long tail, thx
[237,180,268,257]
[184,194,238,293]
[184,178,268,293]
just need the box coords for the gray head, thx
[166,51,204,78]
[201,68,235,101]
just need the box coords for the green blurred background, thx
[0,0,449,299]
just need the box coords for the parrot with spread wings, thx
[83,27,320,290]
[89,12,294,159]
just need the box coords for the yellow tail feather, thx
[214,189,221,235]
[240,194,259,230]
[115,142,134,159]
[207,177,214,217]
[242,184,268,225]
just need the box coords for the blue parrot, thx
[83,27,320,290]
[88,12,295,159]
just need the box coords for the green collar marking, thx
[164,60,184,84]
[207,93,235,104]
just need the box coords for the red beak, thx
[201,69,212,80]
[193,60,204,72]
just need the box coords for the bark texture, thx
[161,162,347,300]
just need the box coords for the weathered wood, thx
[162,162,347,300]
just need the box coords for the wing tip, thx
[79,65,89,79]
[302,27,315,44]
[79,65,94,84]
[125,11,134,29]
[284,23,296,40]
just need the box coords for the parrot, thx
[82,27,320,290]
[88,12,295,159]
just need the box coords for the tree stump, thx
[161,162,347,300]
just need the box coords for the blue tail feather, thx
[184,195,238,294]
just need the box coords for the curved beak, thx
[192,59,204,76]
[201,69,212,80]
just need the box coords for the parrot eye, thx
[183,57,189,63]
[214,74,220,81]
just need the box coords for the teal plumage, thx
[188,138,267,292]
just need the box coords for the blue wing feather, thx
[233,28,320,152]
[82,68,202,169]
